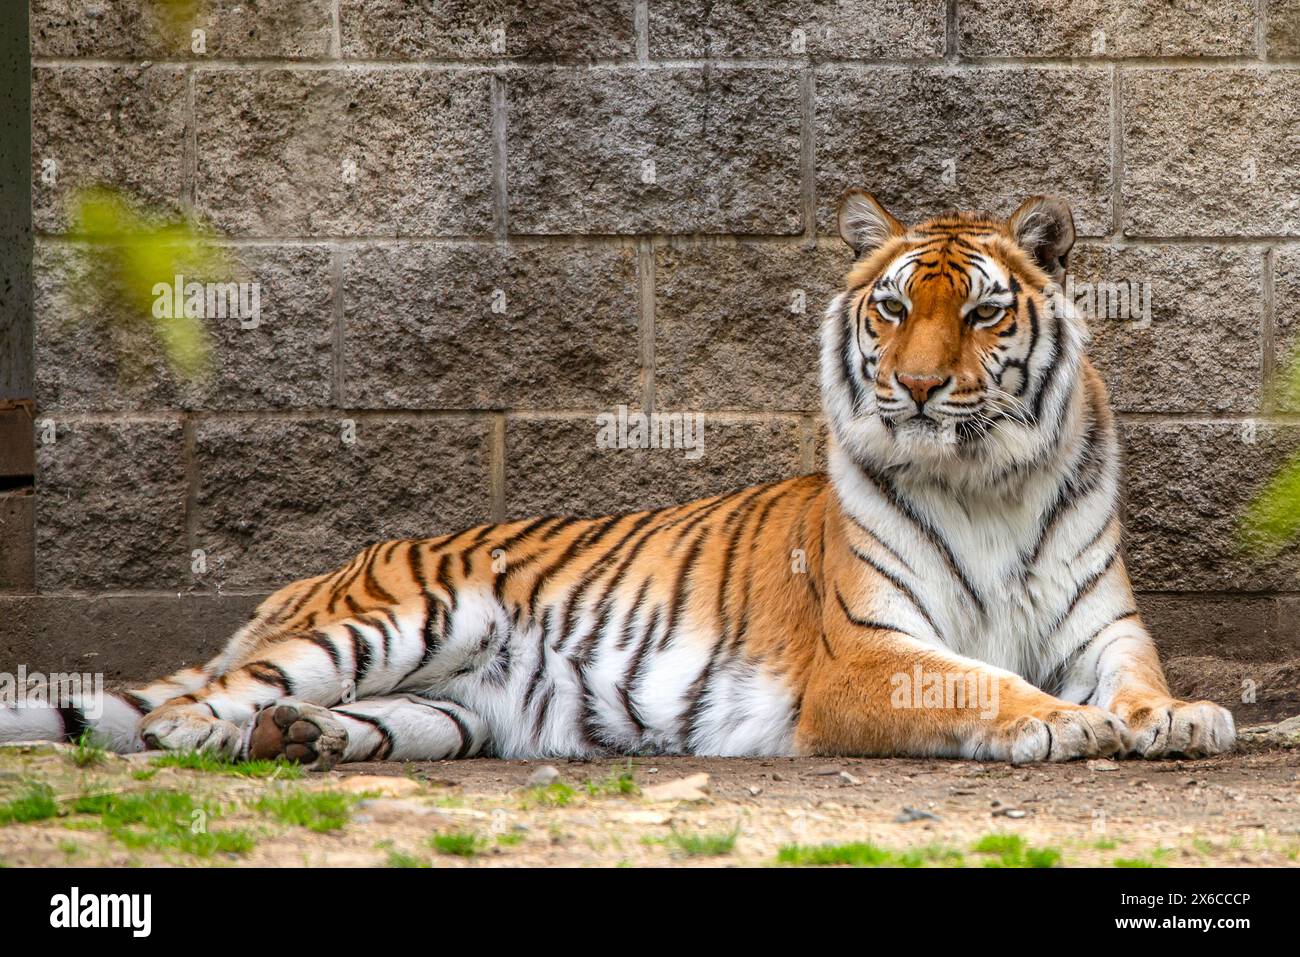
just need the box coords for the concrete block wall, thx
[6,0,1300,683]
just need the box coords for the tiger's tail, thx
[0,613,273,753]
[0,684,149,753]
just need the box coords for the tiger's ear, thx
[1006,196,1075,284]
[837,189,906,257]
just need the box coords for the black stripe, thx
[848,456,987,616]
[245,661,294,695]
[57,707,89,743]
[839,297,868,416]
[362,548,399,604]
[334,709,393,760]
[1028,298,1061,422]
[1049,549,1121,636]
[434,553,457,611]
[302,631,342,669]
[834,588,912,637]
[328,543,380,614]
[622,603,662,734]
[555,511,661,655]
[121,692,153,714]
[355,613,392,665]
[848,543,945,643]
[430,704,475,759]
[531,683,555,748]
[656,520,713,653]
[525,514,624,617]
[343,624,373,687]
[1022,396,1108,574]
[843,508,915,575]
[522,608,553,712]
[406,541,429,592]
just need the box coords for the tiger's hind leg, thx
[245,695,490,771]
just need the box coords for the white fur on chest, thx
[832,442,1117,684]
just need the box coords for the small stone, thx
[641,773,710,803]
[993,808,1029,819]
[1239,715,1300,749]
[895,806,940,823]
[525,765,560,787]
[614,809,671,825]
[839,771,862,786]
[1087,759,1121,772]
[747,785,763,796]
[336,775,422,797]
[353,798,439,819]
[124,750,167,763]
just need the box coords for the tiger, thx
[1,190,1237,769]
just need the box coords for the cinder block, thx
[193,416,494,589]
[35,418,188,590]
[816,67,1113,237]
[194,69,495,237]
[1124,70,1300,236]
[507,68,803,235]
[342,243,640,409]
[504,414,804,517]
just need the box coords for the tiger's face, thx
[824,190,1081,472]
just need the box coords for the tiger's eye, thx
[973,304,1001,321]
[879,298,905,317]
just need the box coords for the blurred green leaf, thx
[1242,450,1300,555]
[1242,355,1300,554]
[67,186,234,383]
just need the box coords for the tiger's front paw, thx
[1124,699,1235,758]
[995,705,1131,764]
[141,710,243,756]
[245,701,346,772]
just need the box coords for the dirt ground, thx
[2,728,1298,868]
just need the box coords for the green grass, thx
[153,751,303,780]
[429,831,486,857]
[585,765,639,798]
[971,834,1061,868]
[496,832,525,847]
[0,783,61,825]
[1113,848,1172,868]
[1091,837,1119,850]
[776,841,963,868]
[893,844,967,867]
[70,789,254,857]
[665,827,739,857]
[519,781,577,809]
[386,851,430,868]
[70,732,108,769]
[253,791,354,833]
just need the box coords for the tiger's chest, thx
[864,475,1104,680]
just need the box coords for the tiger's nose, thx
[896,373,947,405]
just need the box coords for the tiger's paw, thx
[246,701,346,772]
[1124,699,1235,758]
[996,706,1131,764]
[141,711,243,757]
